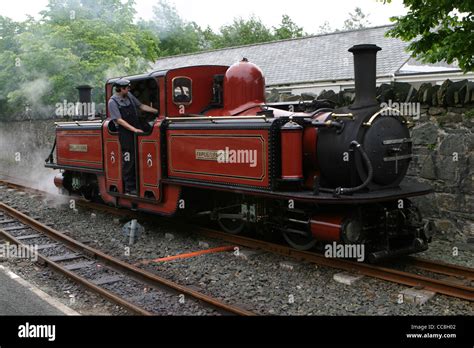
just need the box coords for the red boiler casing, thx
[280,120,303,181]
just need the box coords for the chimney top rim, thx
[348,44,382,53]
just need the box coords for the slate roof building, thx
[152,25,473,95]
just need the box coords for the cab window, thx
[172,77,192,105]
[129,78,159,129]
[130,78,159,111]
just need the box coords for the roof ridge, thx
[154,24,396,62]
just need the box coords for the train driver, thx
[108,79,159,195]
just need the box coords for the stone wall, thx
[0,119,58,190]
[407,107,473,243]
[266,79,474,106]
[267,79,474,242]
[0,119,56,163]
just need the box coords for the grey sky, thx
[2,0,407,33]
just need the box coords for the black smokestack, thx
[348,44,381,109]
[76,85,92,105]
[75,85,93,120]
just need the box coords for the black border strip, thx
[44,163,104,174]
[162,178,433,204]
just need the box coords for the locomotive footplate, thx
[162,179,433,205]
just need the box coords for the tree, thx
[40,0,139,26]
[141,0,205,56]
[0,0,160,120]
[384,0,474,72]
[316,21,334,34]
[0,16,31,52]
[200,25,220,50]
[343,7,371,30]
[273,15,305,40]
[213,16,274,48]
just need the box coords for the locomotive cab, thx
[106,75,161,130]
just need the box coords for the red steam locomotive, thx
[46,44,433,261]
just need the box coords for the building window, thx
[172,77,192,105]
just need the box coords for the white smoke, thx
[7,77,55,119]
[0,120,58,194]
[20,78,51,106]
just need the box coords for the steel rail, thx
[0,229,152,316]
[405,256,474,281]
[0,202,254,316]
[0,178,133,218]
[192,226,474,301]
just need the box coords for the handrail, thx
[54,120,103,127]
[165,115,269,122]
[362,107,412,127]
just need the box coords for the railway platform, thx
[0,265,78,316]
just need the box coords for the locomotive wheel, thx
[81,187,97,201]
[215,201,246,235]
[282,231,317,251]
[218,216,245,235]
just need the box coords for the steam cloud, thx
[0,120,58,194]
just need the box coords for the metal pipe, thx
[286,218,310,225]
[129,219,137,245]
[319,141,373,195]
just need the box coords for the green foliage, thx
[212,16,274,48]
[316,7,370,34]
[384,0,474,72]
[465,109,474,119]
[141,2,308,53]
[212,14,305,48]
[317,21,334,34]
[41,0,137,25]
[0,16,30,52]
[139,0,204,56]
[0,0,160,120]
[343,7,371,30]
[200,26,220,50]
[273,15,306,40]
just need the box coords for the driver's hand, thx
[135,129,144,134]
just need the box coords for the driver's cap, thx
[114,78,131,87]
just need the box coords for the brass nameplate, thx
[195,149,218,161]
[69,144,88,152]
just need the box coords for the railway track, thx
[0,201,254,316]
[192,227,474,301]
[1,176,473,302]
[404,256,474,281]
